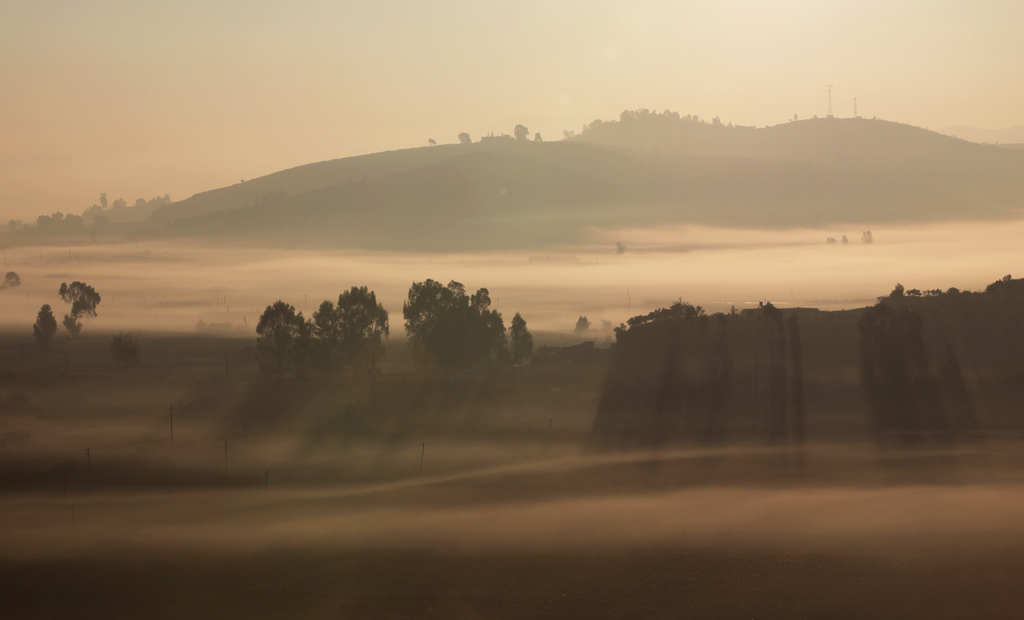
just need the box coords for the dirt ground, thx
[3,444,1024,619]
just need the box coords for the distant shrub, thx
[111,333,141,368]
[33,305,57,346]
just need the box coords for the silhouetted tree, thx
[427,138,437,146]
[33,305,57,347]
[509,313,533,363]
[788,315,805,445]
[293,316,313,379]
[255,301,306,379]
[625,301,704,328]
[58,281,101,338]
[763,302,787,442]
[111,333,141,369]
[403,279,506,369]
[336,286,389,404]
[859,303,930,433]
[514,124,529,142]
[2,272,20,289]
[310,287,389,388]
[534,132,543,142]
[458,132,471,144]
[939,343,977,434]
[594,301,733,446]
[574,316,591,337]
[311,300,343,377]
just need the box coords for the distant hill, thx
[11,111,1024,250]
[942,125,1024,145]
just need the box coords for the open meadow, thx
[3,326,1024,618]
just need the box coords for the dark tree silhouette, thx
[292,316,313,379]
[336,287,389,363]
[594,301,733,446]
[403,279,506,369]
[859,303,930,433]
[111,333,141,369]
[256,301,306,379]
[336,286,389,404]
[788,315,805,445]
[514,124,529,142]
[510,313,533,363]
[534,132,543,142]
[33,304,57,346]
[311,299,343,377]
[458,132,471,144]
[58,281,101,338]
[574,316,591,337]
[939,344,977,434]
[762,303,788,442]
[2,271,20,289]
[427,138,437,146]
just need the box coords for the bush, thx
[111,333,141,369]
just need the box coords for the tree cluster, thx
[595,300,735,445]
[256,281,533,378]
[256,287,388,380]
[81,193,171,223]
[403,279,510,369]
[578,109,728,138]
[1,271,19,289]
[59,281,101,338]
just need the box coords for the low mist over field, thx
[2,218,1023,336]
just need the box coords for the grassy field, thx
[4,445,1024,619]
[3,330,1024,618]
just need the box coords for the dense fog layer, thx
[2,218,1022,336]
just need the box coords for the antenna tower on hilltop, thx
[826,84,833,118]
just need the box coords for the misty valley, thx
[4,110,1024,618]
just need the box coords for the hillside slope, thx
[14,113,1024,251]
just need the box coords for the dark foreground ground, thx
[5,545,1023,620]
[3,328,1024,619]
[3,443,1024,619]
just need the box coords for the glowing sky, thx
[2,0,1023,221]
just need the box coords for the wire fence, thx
[1,416,446,496]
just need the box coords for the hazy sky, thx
[2,0,1023,222]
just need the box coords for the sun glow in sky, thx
[2,0,1023,221]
